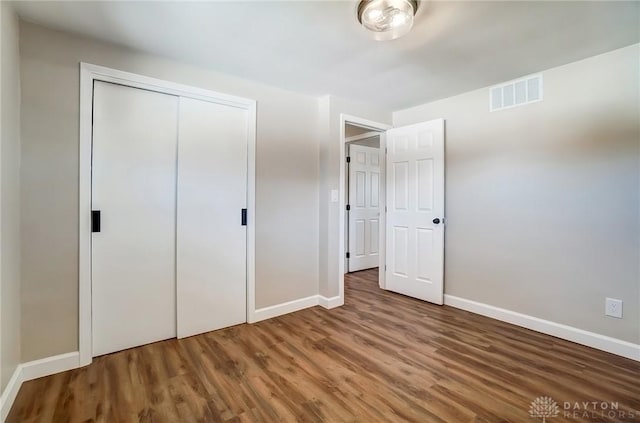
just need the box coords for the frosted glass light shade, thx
[358,0,418,41]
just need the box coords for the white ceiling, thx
[13,1,640,110]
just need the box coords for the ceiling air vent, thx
[490,74,543,112]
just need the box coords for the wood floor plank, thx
[8,268,640,422]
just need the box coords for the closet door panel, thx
[92,81,178,356]
[176,97,248,338]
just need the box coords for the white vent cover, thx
[490,74,543,112]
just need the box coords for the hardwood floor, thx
[8,268,640,422]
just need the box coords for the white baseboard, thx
[20,352,80,382]
[251,295,322,323]
[0,366,23,422]
[0,352,80,422]
[318,295,343,309]
[251,293,346,323]
[444,295,640,362]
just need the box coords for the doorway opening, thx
[338,114,446,309]
[339,115,391,302]
[344,126,384,276]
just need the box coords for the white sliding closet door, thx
[176,97,248,339]
[92,81,178,356]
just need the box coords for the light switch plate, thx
[330,189,339,203]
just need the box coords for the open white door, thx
[348,144,381,272]
[385,119,444,304]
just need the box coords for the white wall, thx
[318,96,391,299]
[0,2,22,391]
[19,22,320,362]
[394,44,640,343]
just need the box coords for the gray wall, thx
[394,44,640,343]
[1,2,22,391]
[19,22,320,362]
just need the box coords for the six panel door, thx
[348,144,381,272]
[385,119,445,304]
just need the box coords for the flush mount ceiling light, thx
[357,0,419,41]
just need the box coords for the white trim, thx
[246,103,257,325]
[79,63,257,365]
[339,114,391,304]
[252,295,320,323]
[80,64,254,109]
[0,352,80,421]
[79,64,92,367]
[318,295,343,309]
[252,294,344,322]
[378,131,387,289]
[0,366,22,422]
[444,295,640,362]
[20,352,80,382]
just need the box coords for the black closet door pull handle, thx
[92,210,101,232]
[241,209,247,226]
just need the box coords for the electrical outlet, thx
[605,298,623,319]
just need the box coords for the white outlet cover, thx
[605,298,623,319]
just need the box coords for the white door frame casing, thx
[79,63,257,367]
[339,114,392,305]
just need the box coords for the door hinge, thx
[241,208,247,226]
[346,156,351,163]
[346,252,350,259]
[346,204,351,211]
